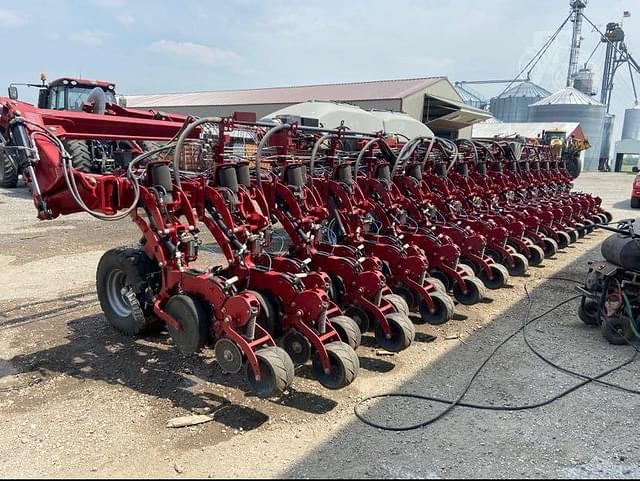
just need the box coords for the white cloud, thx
[68,30,108,47]
[117,13,135,25]
[147,40,239,65]
[0,8,27,26]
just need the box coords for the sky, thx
[1,0,638,143]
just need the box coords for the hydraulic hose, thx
[172,116,222,188]
[255,123,291,191]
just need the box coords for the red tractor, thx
[1,74,158,187]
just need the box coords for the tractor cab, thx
[7,74,117,112]
[37,78,117,112]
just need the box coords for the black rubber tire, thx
[506,253,529,277]
[452,276,486,305]
[577,297,599,327]
[575,224,586,239]
[603,211,613,223]
[566,156,581,179]
[427,270,451,291]
[327,275,345,303]
[483,250,503,266]
[479,264,510,290]
[426,276,448,294]
[165,295,210,355]
[583,219,595,234]
[375,312,415,352]
[543,237,558,258]
[601,316,634,346]
[62,139,94,173]
[568,229,579,243]
[526,245,545,267]
[279,330,312,364]
[0,151,18,188]
[458,264,476,278]
[96,246,161,336]
[247,290,280,336]
[595,214,608,225]
[383,293,410,317]
[245,346,295,397]
[631,197,640,209]
[557,231,571,250]
[312,342,359,390]
[460,258,476,274]
[344,305,371,334]
[418,292,454,325]
[393,284,418,310]
[330,315,362,350]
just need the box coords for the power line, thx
[497,12,573,98]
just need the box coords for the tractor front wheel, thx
[0,151,18,188]
[62,139,94,173]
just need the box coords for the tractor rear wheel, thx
[63,139,94,173]
[0,151,18,188]
[96,247,161,336]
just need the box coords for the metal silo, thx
[599,113,615,167]
[455,85,487,110]
[622,106,640,140]
[528,87,606,171]
[489,81,550,122]
[573,66,596,96]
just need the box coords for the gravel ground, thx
[0,172,638,478]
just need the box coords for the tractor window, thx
[67,87,117,112]
[47,87,66,110]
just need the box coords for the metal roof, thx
[495,81,550,99]
[530,87,604,106]
[126,77,446,108]
[472,121,585,140]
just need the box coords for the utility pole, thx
[566,0,587,87]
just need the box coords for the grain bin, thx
[599,113,615,167]
[622,105,640,140]
[528,87,606,171]
[489,81,550,122]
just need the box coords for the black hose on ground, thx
[354,287,640,431]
